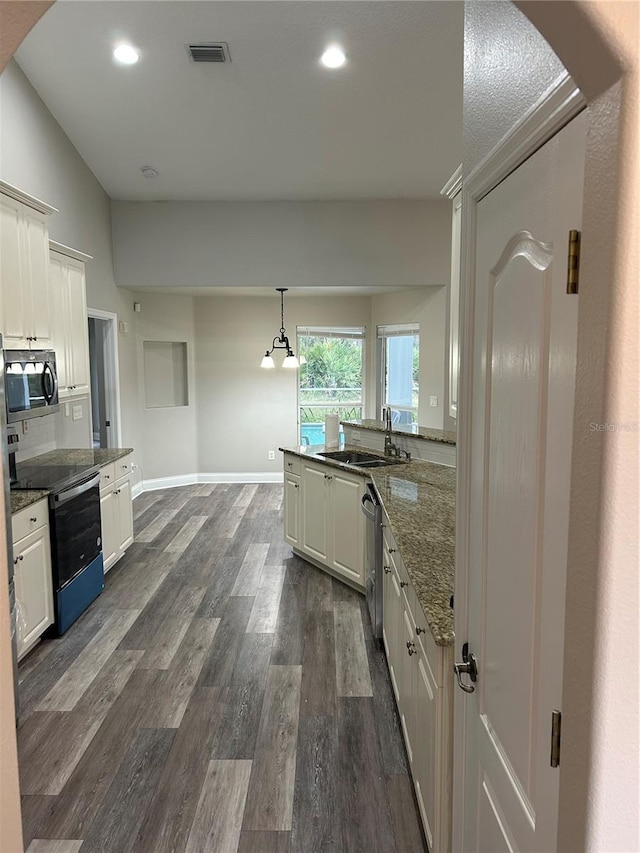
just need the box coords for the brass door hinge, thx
[550,710,562,767]
[567,230,581,294]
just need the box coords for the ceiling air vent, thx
[187,42,230,63]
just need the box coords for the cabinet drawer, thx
[99,462,116,492]
[115,455,132,481]
[283,454,301,476]
[12,498,48,543]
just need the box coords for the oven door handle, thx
[361,491,377,521]
[54,471,101,506]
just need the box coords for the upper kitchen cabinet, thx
[0,181,57,349]
[49,242,92,398]
[441,166,462,421]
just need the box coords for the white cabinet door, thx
[0,195,51,349]
[330,469,365,585]
[100,487,118,571]
[115,476,134,553]
[23,207,52,347]
[400,596,417,767]
[65,258,90,395]
[414,649,438,852]
[14,526,53,659]
[50,252,90,397]
[301,462,329,562]
[0,195,28,348]
[284,472,301,547]
[49,254,71,388]
[383,554,402,704]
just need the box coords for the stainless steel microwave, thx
[3,349,59,423]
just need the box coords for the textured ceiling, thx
[15,0,463,201]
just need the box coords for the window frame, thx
[296,325,366,445]
[376,322,420,424]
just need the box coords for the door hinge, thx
[550,710,562,767]
[567,230,581,294]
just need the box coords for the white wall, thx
[463,1,566,174]
[193,293,372,475]
[0,60,140,463]
[370,288,447,429]
[131,292,198,481]
[111,199,451,290]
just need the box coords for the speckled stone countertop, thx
[369,461,455,646]
[9,448,134,515]
[342,418,457,446]
[280,443,455,646]
[18,448,133,468]
[10,489,51,514]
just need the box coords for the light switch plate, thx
[72,405,83,421]
[429,396,438,408]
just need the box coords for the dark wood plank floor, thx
[18,483,426,853]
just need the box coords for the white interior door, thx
[457,112,586,852]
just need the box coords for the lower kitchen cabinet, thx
[382,523,453,852]
[284,471,301,548]
[11,499,54,660]
[283,453,366,589]
[99,456,134,572]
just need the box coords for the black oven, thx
[4,349,59,423]
[48,470,104,634]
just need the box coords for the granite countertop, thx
[9,447,134,515]
[341,418,457,446]
[370,460,455,646]
[10,489,51,514]
[19,448,134,468]
[280,443,455,646]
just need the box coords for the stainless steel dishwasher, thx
[361,482,383,638]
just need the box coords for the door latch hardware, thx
[454,642,478,693]
[406,641,417,656]
[550,710,562,767]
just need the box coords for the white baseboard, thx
[136,471,284,494]
[198,472,284,484]
[141,473,199,492]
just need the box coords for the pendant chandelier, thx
[261,288,299,369]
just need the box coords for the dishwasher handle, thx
[361,491,377,522]
[54,471,101,506]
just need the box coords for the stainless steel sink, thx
[316,450,403,468]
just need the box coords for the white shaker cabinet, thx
[99,456,134,572]
[0,184,56,350]
[282,453,366,590]
[11,499,54,660]
[49,243,92,398]
[382,520,454,852]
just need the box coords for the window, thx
[297,327,365,445]
[377,323,419,424]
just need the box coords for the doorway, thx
[87,310,121,449]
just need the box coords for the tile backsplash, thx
[11,397,92,463]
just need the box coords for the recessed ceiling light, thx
[113,44,140,65]
[320,44,347,69]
